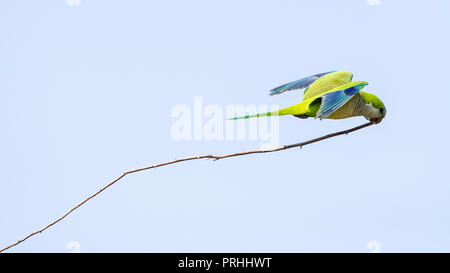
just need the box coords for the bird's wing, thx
[302,71,353,100]
[269,71,336,96]
[315,81,368,119]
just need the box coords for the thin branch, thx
[0,121,375,252]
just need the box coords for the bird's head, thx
[359,91,386,124]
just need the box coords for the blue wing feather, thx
[316,82,368,119]
[269,71,336,96]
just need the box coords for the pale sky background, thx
[1,0,449,253]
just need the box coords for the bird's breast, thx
[327,95,362,119]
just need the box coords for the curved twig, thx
[0,121,375,252]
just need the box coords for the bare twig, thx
[0,121,375,252]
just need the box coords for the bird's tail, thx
[228,110,280,120]
[228,101,309,120]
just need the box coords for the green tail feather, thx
[227,99,317,120]
[227,106,301,120]
[227,110,280,120]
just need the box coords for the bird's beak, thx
[370,117,383,124]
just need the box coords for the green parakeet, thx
[230,71,386,123]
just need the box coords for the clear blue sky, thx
[1,0,449,252]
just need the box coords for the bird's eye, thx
[379,107,384,114]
